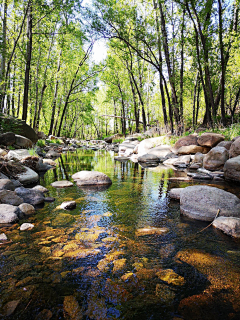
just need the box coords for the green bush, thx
[36,139,46,147]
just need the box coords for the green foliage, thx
[0,114,21,134]
[36,139,46,147]
[7,146,15,150]
[28,148,38,157]
[112,138,124,143]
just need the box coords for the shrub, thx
[36,139,46,147]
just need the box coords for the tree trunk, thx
[0,0,7,111]
[22,1,33,122]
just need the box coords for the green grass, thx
[36,139,46,147]
[112,138,124,144]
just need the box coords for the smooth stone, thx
[43,159,57,166]
[0,132,16,146]
[229,137,240,158]
[15,134,33,148]
[18,203,35,215]
[2,300,20,316]
[0,233,7,241]
[0,190,23,205]
[0,204,19,223]
[212,217,240,238]
[138,136,170,156]
[114,156,129,161]
[148,145,172,158]
[60,201,76,210]
[0,148,8,156]
[197,132,225,148]
[32,185,49,193]
[174,135,198,150]
[0,178,15,191]
[138,153,160,163]
[217,140,232,150]
[169,188,184,200]
[192,152,204,165]
[224,155,240,182]
[177,145,210,155]
[72,171,112,186]
[44,197,55,202]
[180,185,240,221]
[15,187,45,205]
[7,149,31,161]
[51,180,73,188]
[203,146,229,171]
[45,150,61,158]
[20,223,34,231]
[15,166,39,185]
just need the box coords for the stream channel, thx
[0,149,240,320]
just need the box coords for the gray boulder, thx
[213,217,240,238]
[217,140,232,150]
[45,150,60,158]
[18,203,35,215]
[0,190,23,205]
[15,166,39,185]
[15,134,33,148]
[32,185,49,193]
[174,135,198,150]
[0,204,19,223]
[193,152,204,165]
[138,153,160,164]
[0,132,15,146]
[148,145,172,158]
[7,149,31,161]
[180,185,240,221]
[177,145,210,155]
[197,132,225,148]
[224,156,240,182]
[20,223,34,231]
[169,188,183,200]
[229,137,240,158]
[0,179,15,191]
[15,187,45,205]
[203,146,229,171]
[138,136,170,156]
[72,170,112,186]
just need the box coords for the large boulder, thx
[174,135,198,150]
[229,137,240,158]
[197,132,225,148]
[138,154,160,164]
[203,146,229,171]
[192,152,204,165]
[15,187,45,205]
[15,166,39,185]
[72,170,112,186]
[0,204,19,223]
[148,145,172,158]
[15,135,33,148]
[0,190,23,206]
[223,156,240,182]
[138,136,170,156]
[0,132,16,146]
[213,217,240,238]
[180,185,240,221]
[0,179,15,191]
[177,145,210,155]
[7,149,31,161]
[119,142,135,156]
[217,140,232,150]
[0,115,38,142]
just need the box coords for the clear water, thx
[0,149,240,320]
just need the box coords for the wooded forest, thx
[0,0,240,139]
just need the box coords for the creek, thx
[0,149,240,320]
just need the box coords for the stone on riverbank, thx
[0,132,16,146]
[229,137,240,158]
[177,145,209,155]
[174,135,198,150]
[203,146,229,171]
[0,204,19,223]
[72,171,112,186]
[15,134,33,148]
[223,155,240,182]
[32,185,49,193]
[138,154,160,164]
[0,190,23,205]
[60,201,76,210]
[169,188,183,200]
[15,187,45,205]
[197,132,225,148]
[7,149,31,161]
[51,180,73,188]
[18,203,35,215]
[15,166,39,185]
[0,233,7,241]
[0,179,15,191]
[20,223,34,231]
[135,227,169,236]
[138,136,170,156]
[180,185,240,221]
[213,217,240,238]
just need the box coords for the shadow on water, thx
[0,149,240,319]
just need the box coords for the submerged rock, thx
[60,201,76,210]
[180,185,240,221]
[18,203,35,215]
[63,295,83,320]
[213,217,240,238]
[51,180,73,188]
[20,223,34,231]
[0,233,7,241]
[135,227,169,236]
[72,171,112,186]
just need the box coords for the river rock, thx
[0,148,7,156]
[7,149,31,161]
[203,146,229,171]
[177,145,210,155]
[15,187,45,205]
[60,201,76,210]
[18,203,35,215]
[135,227,169,236]
[15,166,39,185]
[0,132,16,146]
[148,145,172,158]
[174,135,198,150]
[20,223,34,231]
[169,188,183,200]
[32,185,49,193]
[192,152,204,165]
[45,150,61,158]
[63,295,83,320]
[119,142,135,156]
[15,134,33,148]
[0,204,19,223]
[180,185,240,221]
[223,155,240,182]
[0,190,23,205]
[217,140,232,150]
[229,137,240,158]
[138,136,170,156]
[197,132,225,148]
[0,178,15,191]
[212,217,240,238]
[43,159,57,166]
[0,233,7,240]
[51,180,73,188]
[72,171,112,186]
[138,154,160,164]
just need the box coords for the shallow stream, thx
[0,149,240,319]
